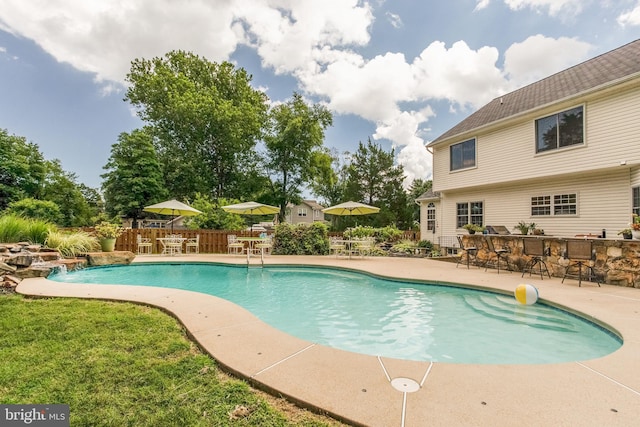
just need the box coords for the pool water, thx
[49,263,622,364]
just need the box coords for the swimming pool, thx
[49,263,622,364]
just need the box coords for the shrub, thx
[6,198,63,224]
[272,223,329,255]
[390,240,417,255]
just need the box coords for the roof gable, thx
[431,39,640,145]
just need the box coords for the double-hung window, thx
[530,193,577,216]
[426,202,436,231]
[450,138,476,171]
[298,208,307,217]
[456,201,483,228]
[634,187,640,217]
[535,106,584,153]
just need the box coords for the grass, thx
[0,295,343,426]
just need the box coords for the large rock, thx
[84,251,136,266]
[6,254,34,268]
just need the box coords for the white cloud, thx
[474,0,491,11]
[411,41,506,109]
[385,12,403,29]
[0,1,599,187]
[503,35,592,88]
[503,0,586,16]
[618,2,640,26]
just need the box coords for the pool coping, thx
[17,255,640,426]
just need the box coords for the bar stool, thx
[521,238,550,279]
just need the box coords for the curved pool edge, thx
[17,254,640,426]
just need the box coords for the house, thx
[418,39,640,245]
[285,200,326,225]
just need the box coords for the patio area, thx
[17,255,640,426]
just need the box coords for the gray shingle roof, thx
[430,39,640,145]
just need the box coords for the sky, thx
[1,1,639,191]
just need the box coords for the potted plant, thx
[514,221,536,235]
[632,214,640,239]
[462,224,485,235]
[94,221,124,252]
[618,228,633,239]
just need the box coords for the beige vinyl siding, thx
[433,85,640,193]
[440,169,630,238]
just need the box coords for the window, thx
[298,208,307,217]
[450,138,476,171]
[531,196,551,216]
[530,194,577,216]
[456,201,483,228]
[634,187,640,217]
[554,194,577,215]
[426,202,436,231]
[314,209,320,219]
[536,106,583,153]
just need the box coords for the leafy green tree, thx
[308,148,348,207]
[184,194,246,230]
[344,138,411,229]
[125,51,269,199]
[41,160,95,227]
[101,129,168,227]
[408,178,432,226]
[5,198,62,224]
[264,93,333,221]
[0,129,46,209]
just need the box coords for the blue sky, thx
[1,0,639,190]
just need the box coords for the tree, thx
[0,129,46,209]
[264,93,333,222]
[344,139,411,229]
[184,194,247,230]
[125,51,269,199]
[101,129,168,227]
[308,148,348,207]
[408,178,432,226]
[41,160,95,227]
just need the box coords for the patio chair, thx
[162,235,183,256]
[227,234,245,255]
[329,236,346,257]
[254,234,273,256]
[456,235,477,269]
[484,236,512,273]
[562,240,601,287]
[521,238,550,279]
[185,234,199,254]
[136,234,152,255]
[354,237,375,257]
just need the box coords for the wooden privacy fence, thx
[114,228,422,254]
[63,228,422,254]
[115,229,262,254]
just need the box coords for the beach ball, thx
[514,284,539,305]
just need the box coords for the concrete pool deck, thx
[17,254,640,426]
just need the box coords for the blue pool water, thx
[49,263,622,364]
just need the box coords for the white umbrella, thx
[143,199,202,233]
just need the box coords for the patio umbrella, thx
[143,199,202,233]
[222,201,280,231]
[322,201,380,216]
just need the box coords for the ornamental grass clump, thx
[45,230,99,258]
[0,215,56,244]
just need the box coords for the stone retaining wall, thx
[461,235,640,287]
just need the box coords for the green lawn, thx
[0,295,342,426]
